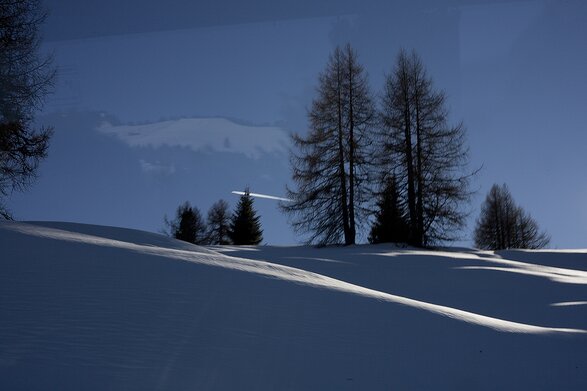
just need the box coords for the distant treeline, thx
[165,189,262,246]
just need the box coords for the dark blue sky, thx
[10,0,587,247]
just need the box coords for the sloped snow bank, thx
[1,221,586,390]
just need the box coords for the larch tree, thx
[229,190,263,245]
[283,43,375,245]
[474,184,550,250]
[0,0,55,218]
[378,49,473,247]
[206,199,231,245]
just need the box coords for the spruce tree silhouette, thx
[369,176,410,244]
[229,189,263,245]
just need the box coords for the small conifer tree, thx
[229,189,263,245]
[165,201,207,244]
[369,176,410,244]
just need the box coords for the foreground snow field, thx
[1,221,586,390]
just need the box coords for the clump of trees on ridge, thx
[283,44,548,249]
[165,190,263,246]
[283,45,476,247]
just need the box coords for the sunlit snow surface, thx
[1,221,586,390]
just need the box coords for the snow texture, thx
[1,221,586,390]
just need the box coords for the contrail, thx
[231,191,292,202]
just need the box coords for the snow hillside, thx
[1,221,586,390]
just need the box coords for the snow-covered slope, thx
[1,221,586,390]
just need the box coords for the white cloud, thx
[97,117,290,159]
[138,160,176,175]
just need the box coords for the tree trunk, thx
[401,68,417,246]
[336,56,351,245]
[347,48,356,245]
[415,93,424,247]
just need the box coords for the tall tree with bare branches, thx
[0,0,55,218]
[283,44,375,245]
[378,50,473,246]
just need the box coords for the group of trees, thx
[0,0,54,218]
[165,190,263,246]
[284,44,549,250]
[284,45,474,247]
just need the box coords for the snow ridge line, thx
[5,222,586,336]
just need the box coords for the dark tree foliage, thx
[283,43,375,245]
[206,199,231,245]
[0,0,55,218]
[474,184,550,250]
[378,49,473,247]
[369,176,410,244]
[229,190,263,245]
[165,201,208,245]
